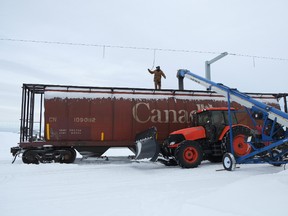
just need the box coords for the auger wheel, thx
[222,153,236,171]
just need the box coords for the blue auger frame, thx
[177,69,288,167]
[226,92,288,166]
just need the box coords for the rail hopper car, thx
[11,84,282,164]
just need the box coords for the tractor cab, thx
[193,107,238,142]
[193,107,237,126]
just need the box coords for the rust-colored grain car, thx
[11,84,282,164]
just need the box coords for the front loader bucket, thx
[135,127,159,162]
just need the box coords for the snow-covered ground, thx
[1,132,287,216]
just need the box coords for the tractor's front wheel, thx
[175,141,203,168]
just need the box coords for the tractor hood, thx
[170,126,206,141]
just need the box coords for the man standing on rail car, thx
[148,66,166,90]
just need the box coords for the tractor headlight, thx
[166,134,185,146]
[169,141,176,146]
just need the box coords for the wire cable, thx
[151,49,156,70]
[1,38,288,62]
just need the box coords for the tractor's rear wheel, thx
[175,141,203,168]
[223,126,252,158]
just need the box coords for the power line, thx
[1,38,288,62]
[228,52,288,61]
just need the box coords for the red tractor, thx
[136,107,252,168]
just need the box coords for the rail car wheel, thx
[22,150,39,164]
[175,141,203,168]
[223,126,252,158]
[222,153,236,171]
[61,148,77,163]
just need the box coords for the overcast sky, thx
[0,0,288,124]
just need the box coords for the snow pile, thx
[0,132,287,216]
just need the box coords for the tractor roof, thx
[197,107,236,113]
